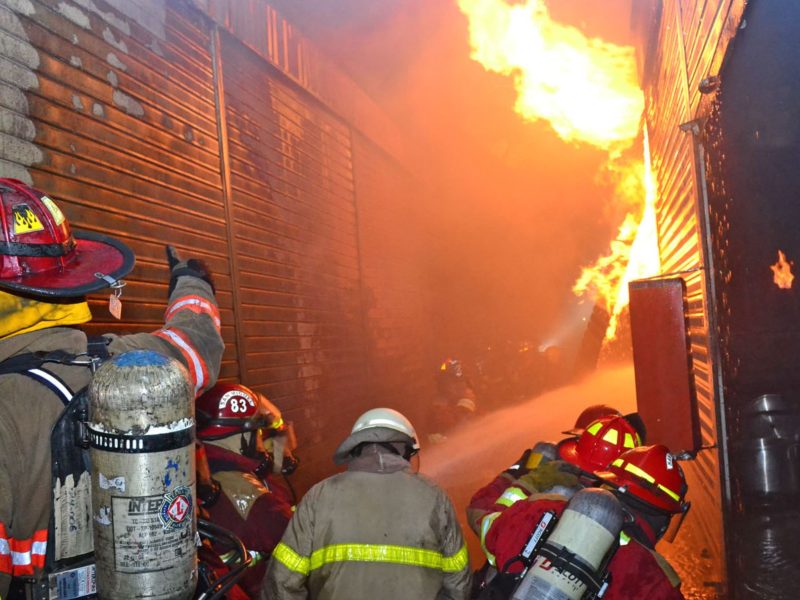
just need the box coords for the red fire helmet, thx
[595,444,688,514]
[0,179,135,297]
[558,415,641,472]
[562,403,622,437]
[196,382,268,440]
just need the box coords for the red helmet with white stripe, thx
[196,383,268,440]
[0,179,134,297]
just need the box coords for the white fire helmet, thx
[333,408,420,464]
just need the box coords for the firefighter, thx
[195,382,295,598]
[482,444,688,599]
[0,178,224,597]
[261,407,472,600]
[467,415,641,537]
[429,358,479,443]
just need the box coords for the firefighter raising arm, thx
[0,179,224,597]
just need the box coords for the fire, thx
[573,129,661,339]
[456,0,643,149]
[457,0,658,341]
[770,250,794,289]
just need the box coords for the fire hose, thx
[196,518,253,600]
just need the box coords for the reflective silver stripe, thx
[27,368,74,401]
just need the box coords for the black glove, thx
[166,246,215,297]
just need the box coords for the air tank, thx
[88,350,197,600]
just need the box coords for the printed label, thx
[50,564,96,600]
[53,472,93,561]
[41,195,66,225]
[111,491,194,573]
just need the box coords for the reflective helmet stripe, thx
[622,461,681,501]
[586,421,604,435]
[273,541,468,575]
[602,429,619,444]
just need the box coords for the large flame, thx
[457,0,643,149]
[573,129,661,339]
[458,0,659,341]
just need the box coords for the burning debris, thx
[457,0,660,342]
[770,249,794,289]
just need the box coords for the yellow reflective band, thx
[587,422,604,435]
[612,458,624,467]
[623,462,655,484]
[603,429,619,444]
[271,417,285,429]
[620,531,631,545]
[496,487,527,508]
[273,542,310,575]
[480,512,502,567]
[623,433,635,448]
[308,543,467,573]
[657,483,681,502]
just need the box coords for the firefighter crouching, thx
[481,445,688,600]
[468,415,641,538]
[261,408,472,600]
[195,383,295,598]
[0,179,224,598]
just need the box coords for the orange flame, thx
[770,250,794,289]
[457,0,643,150]
[457,0,658,341]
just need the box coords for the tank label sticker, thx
[50,564,97,600]
[159,486,193,531]
[112,490,195,573]
[99,472,126,492]
[41,195,66,225]
[53,472,94,561]
[12,204,44,233]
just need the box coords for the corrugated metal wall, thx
[1,0,436,491]
[642,1,746,595]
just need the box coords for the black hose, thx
[196,518,253,600]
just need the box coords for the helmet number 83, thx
[229,398,249,413]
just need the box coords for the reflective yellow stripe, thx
[620,531,631,545]
[480,512,502,567]
[623,433,635,448]
[603,429,618,444]
[612,458,624,467]
[587,422,603,435]
[657,483,681,502]
[623,462,655,484]
[442,545,469,572]
[273,542,310,575]
[271,417,285,430]
[496,486,527,508]
[306,543,467,572]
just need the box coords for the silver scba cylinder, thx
[512,488,623,600]
[88,350,197,600]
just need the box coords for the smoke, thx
[421,364,636,566]
[267,0,638,350]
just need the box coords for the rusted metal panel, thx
[351,130,439,428]
[2,0,240,376]
[642,0,751,594]
[218,28,371,484]
[630,278,701,452]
